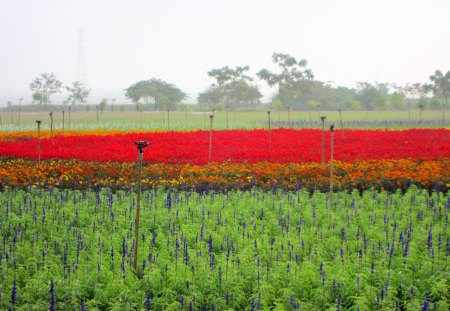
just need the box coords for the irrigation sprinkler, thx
[62,111,65,131]
[49,112,54,144]
[338,109,344,138]
[96,106,99,125]
[329,124,335,208]
[267,110,271,146]
[209,114,214,160]
[309,111,312,128]
[36,120,42,164]
[320,116,326,164]
[133,140,150,273]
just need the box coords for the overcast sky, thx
[0,0,449,104]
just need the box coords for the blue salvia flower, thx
[250,298,255,311]
[427,229,433,252]
[144,293,151,311]
[165,191,172,209]
[50,280,56,311]
[421,295,429,311]
[11,279,17,305]
[81,302,86,311]
[179,295,185,310]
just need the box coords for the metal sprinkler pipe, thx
[209,114,214,160]
[36,120,42,163]
[320,116,326,164]
[329,124,335,208]
[133,140,150,273]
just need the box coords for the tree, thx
[389,92,405,109]
[355,82,389,110]
[30,73,63,107]
[124,78,186,110]
[202,66,260,110]
[429,70,450,108]
[99,98,108,112]
[257,52,314,107]
[66,81,90,111]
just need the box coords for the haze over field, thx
[0,0,449,105]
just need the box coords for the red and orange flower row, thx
[0,128,448,164]
[0,129,448,191]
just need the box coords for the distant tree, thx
[355,82,388,110]
[257,52,314,107]
[197,87,224,109]
[227,79,262,110]
[389,92,405,109]
[429,70,450,107]
[345,99,361,110]
[203,66,260,110]
[30,73,63,107]
[125,78,186,110]
[66,81,90,111]
[99,98,108,112]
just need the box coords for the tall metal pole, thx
[329,124,335,208]
[49,112,54,144]
[338,109,344,138]
[36,120,42,164]
[320,116,326,164]
[62,111,65,131]
[133,141,150,272]
[68,107,71,130]
[208,114,214,160]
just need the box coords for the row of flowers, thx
[0,128,448,164]
[1,158,448,192]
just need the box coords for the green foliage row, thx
[1,187,448,310]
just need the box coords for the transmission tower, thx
[76,28,89,87]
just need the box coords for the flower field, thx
[0,127,449,310]
[0,128,449,192]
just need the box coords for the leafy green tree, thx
[389,92,405,109]
[66,81,90,111]
[125,78,186,110]
[429,70,450,107]
[257,52,314,107]
[227,79,262,110]
[30,73,63,107]
[202,66,260,110]
[355,82,388,110]
[99,98,108,112]
[345,99,361,110]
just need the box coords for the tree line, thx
[12,53,450,112]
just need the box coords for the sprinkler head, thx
[209,114,214,119]
[320,116,326,121]
[35,120,42,125]
[330,124,335,132]
[135,141,150,153]
[267,110,271,115]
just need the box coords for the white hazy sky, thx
[0,0,449,104]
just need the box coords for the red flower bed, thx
[0,128,448,164]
